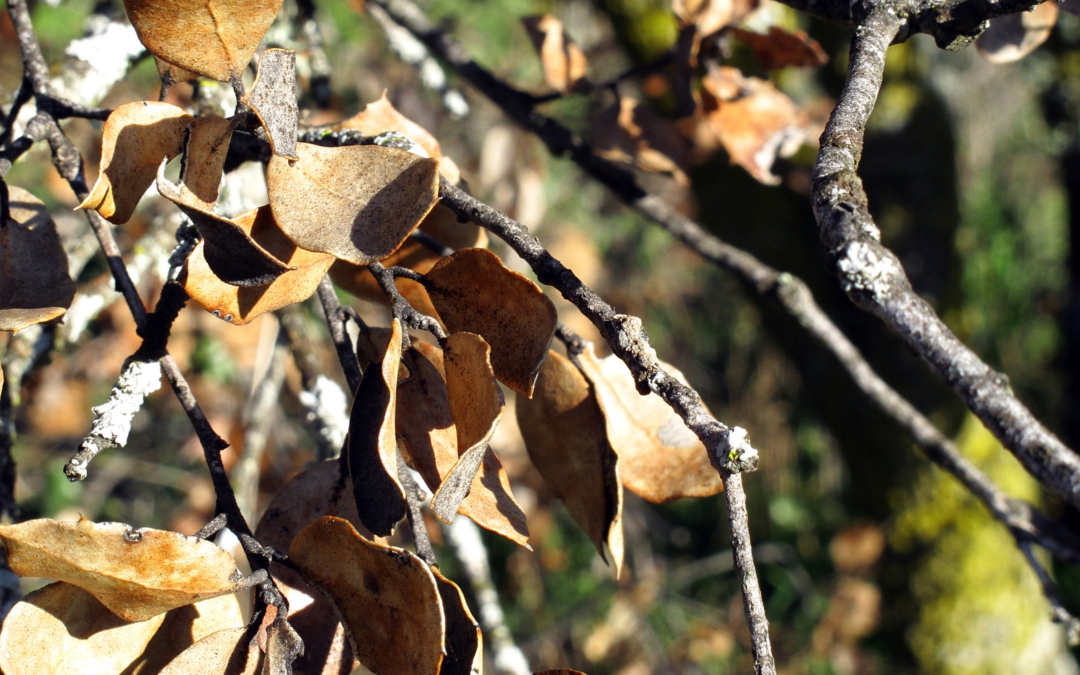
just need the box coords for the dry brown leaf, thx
[266,142,440,266]
[698,65,806,185]
[522,15,589,94]
[254,460,365,675]
[181,206,334,325]
[0,186,75,332]
[158,167,293,287]
[976,1,1059,63]
[577,345,722,503]
[338,92,442,159]
[534,671,588,675]
[594,98,690,183]
[243,48,299,160]
[516,350,623,575]
[179,115,236,210]
[425,248,557,398]
[730,27,828,70]
[0,582,166,675]
[330,203,486,320]
[397,341,530,548]
[0,517,245,622]
[347,319,407,536]
[78,101,192,224]
[431,333,505,522]
[431,568,483,675]
[124,0,285,82]
[159,627,263,675]
[290,516,446,675]
[127,593,246,675]
[672,0,760,35]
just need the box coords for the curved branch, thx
[813,8,1080,512]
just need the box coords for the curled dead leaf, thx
[594,98,690,183]
[346,319,407,536]
[516,350,623,575]
[397,341,530,548]
[180,206,334,325]
[338,92,442,159]
[698,66,806,185]
[0,582,166,675]
[431,333,505,523]
[431,568,483,675]
[159,627,263,675]
[254,460,367,675]
[0,517,245,622]
[243,48,299,160]
[155,57,199,87]
[124,0,285,82]
[577,345,722,503]
[522,15,589,94]
[158,169,293,287]
[0,186,75,332]
[179,115,236,210]
[730,27,828,70]
[976,1,1059,63]
[289,516,446,675]
[78,101,193,224]
[425,248,557,398]
[266,142,440,266]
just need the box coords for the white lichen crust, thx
[836,241,897,303]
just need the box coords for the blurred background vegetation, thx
[4,0,1080,673]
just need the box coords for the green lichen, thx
[891,415,1072,675]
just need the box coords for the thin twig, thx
[368,262,448,342]
[317,276,363,394]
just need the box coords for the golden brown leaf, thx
[78,101,193,224]
[516,350,623,575]
[0,517,245,622]
[730,27,828,70]
[0,582,166,675]
[289,516,446,675]
[338,92,442,159]
[698,66,806,185]
[397,341,531,548]
[254,460,366,675]
[0,186,75,332]
[159,627,263,675]
[329,203,486,320]
[124,0,285,82]
[266,142,440,266]
[425,248,557,398]
[431,568,483,675]
[260,613,304,675]
[976,1,1059,63]
[243,48,299,160]
[522,15,589,94]
[671,0,760,35]
[577,345,722,503]
[178,116,236,210]
[347,319,407,536]
[158,169,293,287]
[126,593,246,675]
[593,98,690,183]
[181,206,334,325]
[431,333,505,523]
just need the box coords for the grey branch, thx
[812,6,1080,512]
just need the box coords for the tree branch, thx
[812,6,1080,512]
